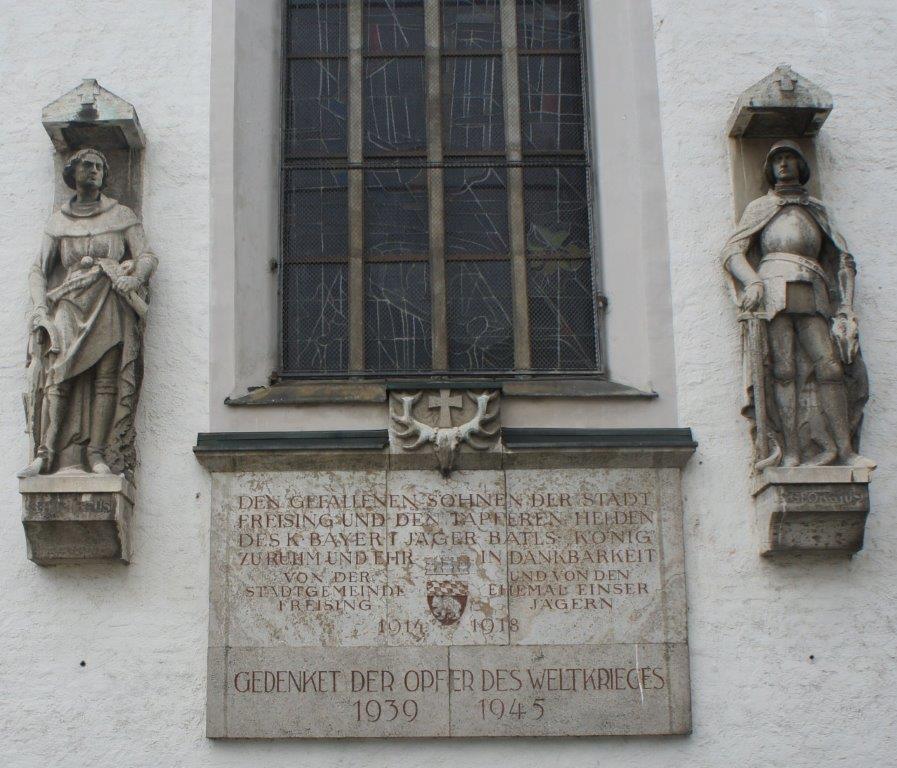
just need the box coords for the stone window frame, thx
[209,0,680,432]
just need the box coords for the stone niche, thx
[726,66,874,556]
[19,80,146,566]
[727,65,830,215]
[43,79,146,214]
[195,421,696,739]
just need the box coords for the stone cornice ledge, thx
[501,428,697,469]
[224,378,656,406]
[193,428,696,472]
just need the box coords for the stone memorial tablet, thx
[206,463,691,738]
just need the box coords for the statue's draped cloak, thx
[27,195,153,475]
[722,190,868,462]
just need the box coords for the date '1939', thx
[354,699,419,723]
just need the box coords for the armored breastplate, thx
[760,205,823,260]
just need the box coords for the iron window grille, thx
[280,0,603,378]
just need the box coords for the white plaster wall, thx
[1,1,896,767]
[0,1,213,766]
[654,1,897,767]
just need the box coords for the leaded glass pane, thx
[444,167,509,256]
[365,262,432,371]
[283,169,349,260]
[447,260,514,370]
[285,60,349,156]
[364,58,427,153]
[281,0,600,376]
[364,168,430,258]
[524,166,589,257]
[519,55,583,151]
[288,0,348,55]
[442,56,505,153]
[527,259,596,370]
[517,0,581,50]
[364,0,425,53]
[283,263,349,372]
[442,0,502,50]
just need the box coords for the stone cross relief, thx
[428,389,463,427]
[776,65,797,92]
[390,389,501,476]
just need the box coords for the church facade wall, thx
[0,0,894,766]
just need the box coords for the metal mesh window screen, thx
[446,259,514,370]
[365,261,433,371]
[280,0,600,377]
[283,263,350,372]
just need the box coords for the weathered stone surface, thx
[212,646,451,738]
[20,473,134,565]
[207,466,691,737]
[723,74,877,555]
[448,643,690,737]
[389,389,501,476]
[505,468,686,646]
[722,140,875,477]
[753,467,870,555]
[17,82,157,566]
[727,64,833,138]
[18,142,157,481]
[42,78,146,152]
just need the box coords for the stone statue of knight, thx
[722,140,874,470]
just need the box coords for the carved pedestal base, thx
[753,466,873,556]
[19,473,134,565]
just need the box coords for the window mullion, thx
[348,0,365,372]
[424,0,447,370]
[500,0,532,370]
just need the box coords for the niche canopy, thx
[42,78,145,152]
[727,64,833,139]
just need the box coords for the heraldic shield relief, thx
[425,555,470,626]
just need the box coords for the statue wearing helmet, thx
[722,140,874,470]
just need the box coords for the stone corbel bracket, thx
[753,467,872,556]
[21,474,134,565]
[389,389,501,476]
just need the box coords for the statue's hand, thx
[113,275,142,295]
[740,281,764,312]
[832,310,859,365]
[28,306,50,332]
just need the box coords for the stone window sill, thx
[224,378,657,406]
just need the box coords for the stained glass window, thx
[281,0,600,375]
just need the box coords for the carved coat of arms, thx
[426,579,469,626]
[425,555,470,626]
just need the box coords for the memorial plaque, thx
[207,467,691,737]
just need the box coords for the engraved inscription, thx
[24,492,115,519]
[780,484,868,512]
[209,468,690,737]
